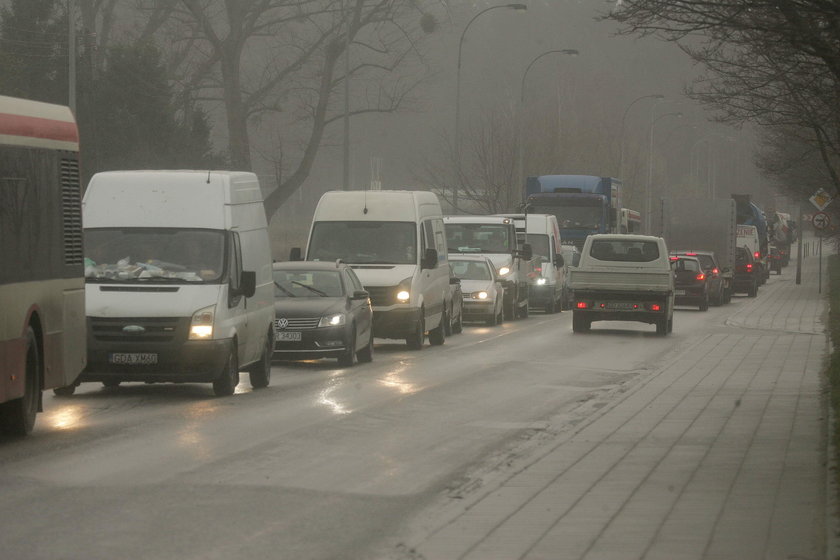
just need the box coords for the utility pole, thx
[68,0,76,113]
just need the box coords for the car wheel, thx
[53,383,77,397]
[748,279,758,298]
[655,318,668,335]
[572,312,590,333]
[452,306,463,334]
[0,327,40,436]
[699,293,709,312]
[213,349,239,397]
[248,330,273,388]
[406,314,425,350]
[444,303,453,336]
[428,310,446,346]
[337,325,358,367]
[102,379,121,388]
[503,292,516,321]
[357,328,374,363]
[544,295,556,314]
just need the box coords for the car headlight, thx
[536,278,547,285]
[318,313,346,327]
[498,266,511,276]
[474,291,489,300]
[189,305,215,340]
[395,276,412,303]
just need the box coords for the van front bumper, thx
[372,307,422,339]
[81,317,233,383]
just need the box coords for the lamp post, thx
[618,94,663,182]
[454,3,527,211]
[646,110,682,233]
[342,0,352,190]
[517,48,578,194]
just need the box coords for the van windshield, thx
[446,224,512,254]
[308,221,417,265]
[84,228,225,283]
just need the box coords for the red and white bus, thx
[0,95,85,436]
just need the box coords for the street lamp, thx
[646,110,682,233]
[453,3,527,211]
[618,94,663,181]
[517,48,578,194]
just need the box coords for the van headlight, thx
[189,305,215,340]
[395,277,412,303]
[536,278,547,285]
[318,313,346,327]
[498,266,511,277]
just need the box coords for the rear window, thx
[589,240,660,262]
[675,259,699,272]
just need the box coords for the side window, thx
[420,223,427,254]
[423,221,435,253]
[433,219,446,258]
[229,232,243,292]
[347,269,364,292]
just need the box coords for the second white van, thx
[304,190,450,349]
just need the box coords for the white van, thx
[304,190,450,349]
[496,213,565,313]
[737,224,768,283]
[444,215,534,319]
[79,170,275,396]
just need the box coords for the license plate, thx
[606,302,635,309]
[109,352,158,365]
[675,289,686,295]
[276,331,302,342]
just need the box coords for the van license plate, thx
[675,289,686,295]
[606,302,635,309]
[276,331,302,342]
[110,353,158,365]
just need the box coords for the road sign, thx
[812,211,830,230]
[809,188,833,211]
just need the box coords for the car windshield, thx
[446,224,512,254]
[308,221,416,265]
[530,204,602,230]
[590,240,660,262]
[273,269,344,297]
[450,259,491,280]
[84,228,225,283]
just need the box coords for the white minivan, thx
[497,213,566,313]
[78,170,275,396]
[303,190,450,349]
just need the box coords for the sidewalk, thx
[401,250,832,560]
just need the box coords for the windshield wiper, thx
[274,281,296,297]
[291,280,328,297]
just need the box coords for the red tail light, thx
[535,267,542,273]
[669,256,678,261]
[685,252,697,256]
[746,263,753,272]
[576,302,589,309]
[650,303,661,311]
[754,251,760,259]
[712,268,719,275]
[696,273,706,281]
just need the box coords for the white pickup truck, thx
[567,234,674,335]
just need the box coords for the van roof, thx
[313,190,442,222]
[84,170,263,229]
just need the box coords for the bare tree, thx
[609,1,840,196]
[141,0,438,218]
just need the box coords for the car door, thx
[345,268,372,344]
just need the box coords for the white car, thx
[450,255,505,326]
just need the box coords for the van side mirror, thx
[421,248,438,269]
[240,271,256,298]
[449,276,461,285]
[518,243,532,261]
[555,254,565,268]
[289,247,302,261]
